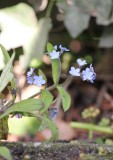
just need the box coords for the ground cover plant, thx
[0,0,113,159]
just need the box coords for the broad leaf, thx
[47,42,54,53]
[23,18,52,69]
[52,59,61,84]
[40,89,53,113]
[38,69,47,81]
[74,0,98,13]
[0,44,16,90]
[0,99,43,118]
[96,0,112,25]
[57,86,71,112]
[39,117,58,141]
[0,146,12,160]
[0,53,15,92]
[99,25,113,48]
[57,1,90,38]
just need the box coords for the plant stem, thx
[46,0,55,18]
[70,122,113,134]
[88,130,93,139]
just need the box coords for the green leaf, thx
[23,18,52,69]
[47,42,54,53]
[38,69,47,81]
[39,118,48,132]
[42,117,58,141]
[57,1,90,38]
[99,25,113,48]
[0,44,16,90]
[40,89,53,113]
[52,59,61,84]
[96,0,112,25]
[0,146,13,160]
[57,86,71,112]
[0,53,15,92]
[0,3,50,69]
[0,99,43,118]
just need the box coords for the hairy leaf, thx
[57,86,71,112]
[0,53,15,92]
[52,59,61,84]
[38,69,47,81]
[0,44,16,90]
[40,89,53,113]
[0,99,43,118]
[47,42,54,53]
[57,1,90,38]
[99,25,113,48]
[39,117,58,141]
[23,18,52,69]
[0,146,12,160]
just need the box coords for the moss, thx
[0,141,113,160]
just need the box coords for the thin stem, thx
[28,84,57,99]
[4,76,73,110]
[70,122,113,134]
[46,0,55,18]
[88,130,93,140]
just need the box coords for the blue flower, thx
[69,67,80,76]
[82,65,96,83]
[77,59,87,67]
[49,108,58,119]
[50,50,60,59]
[59,44,69,53]
[33,75,46,87]
[27,76,34,84]
[27,68,34,77]
[15,113,22,119]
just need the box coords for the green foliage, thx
[47,42,54,53]
[99,25,113,48]
[99,118,110,127]
[39,112,59,141]
[0,53,15,92]
[57,0,113,47]
[0,99,43,119]
[38,69,47,81]
[0,146,12,160]
[47,42,61,84]
[52,59,61,84]
[57,1,90,38]
[0,44,16,90]
[40,89,53,113]
[57,86,71,112]
[23,18,52,69]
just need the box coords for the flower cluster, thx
[27,68,46,87]
[69,59,96,83]
[49,44,69,59]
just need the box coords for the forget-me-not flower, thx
[27,68,35,84]
[69,67,80,76]
[33,75,46,87]
[27,76,34,84]
[77,59,87,67]
[50,50,60,59]
[27,68,34,77]
[59,44,69,53]
[15,113,22,119]
[81,66,96,83]
[49,108,58,119]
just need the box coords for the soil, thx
[1,141,113,160]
